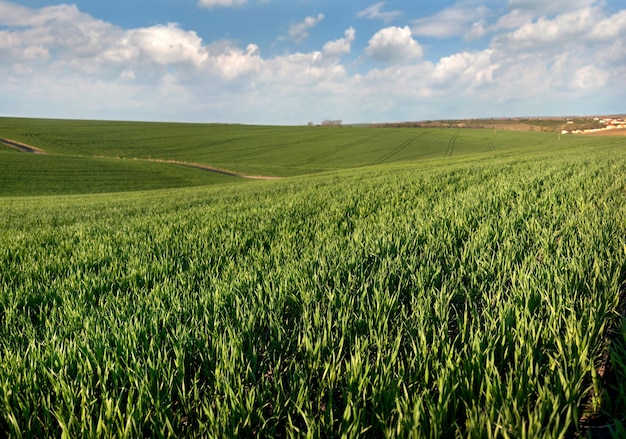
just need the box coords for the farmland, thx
[1,118,626,437]
[0,117,603,184]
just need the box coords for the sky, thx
[1,0,625,125]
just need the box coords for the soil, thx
[579,128,626,137]
[0,138,45,153]
[0,137,280,180]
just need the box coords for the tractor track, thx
[443,130,460,158]
[367,136,417,166]
[297,134,385,166]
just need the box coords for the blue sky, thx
[1,0,625,124]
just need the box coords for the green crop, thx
[0,150,241,196]
[1,128,626,437]
[3,116,623,198]
[1,117,613,182]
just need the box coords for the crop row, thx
[1,149,626,437]
[2,117,609,178]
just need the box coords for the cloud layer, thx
[0,1,625,124]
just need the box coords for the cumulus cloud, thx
[572,65,609,89]
[589,10,626,41]
[123,24,209,67]
[493,7,626,51]
[0,2,118,57]
[365,26,423,63]
[494,8,597,49]
[357,3,402,23]
[0,1,89,27]
[213,44,262,80]
[289,14,324,43]
[0,1,266,85]
[197,0,246,8]
[0,1,625,124]
[431,50,497,87]
[322,27,356,58]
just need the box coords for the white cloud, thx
[197,0,246,8]
[365,26,423,63]
[123,24,209,67]
[213,44,262,80]
[289,14,324,43]
[497,0,599,30]
[357,3,402,23]
[493,7,626,51]
[466,20,488,41]
[322,28,356,58]
[589,10,626,41]
[495,9,595,49]
[0,1,625,124]
[572,65,609,90]
[412,4,491,39]
[0,30,50,62]
[431,50,497,87]
[0,2,118,57]
[507,0,597,16]
[495,9,533,30]
[0,1,82,27]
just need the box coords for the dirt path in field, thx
[0,138,45,154]
[104,156,281,180]
[0,136,280,180]
[155,159,281,180]
[111,156,282,180]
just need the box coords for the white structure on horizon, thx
[321,120,342,126]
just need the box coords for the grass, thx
[2,116,622,198]
[0,117,607,180]
[0,150,240,196]
[1,118,626,437]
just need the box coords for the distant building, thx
[321,120,342,126]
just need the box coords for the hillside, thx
[1,117,626,437]
[1,117,622,196]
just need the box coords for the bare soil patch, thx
[0,138,45,154]
[579,128,626,137]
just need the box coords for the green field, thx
[0,117,607,185]
[1,118,626,437]
[0,150,242,196]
